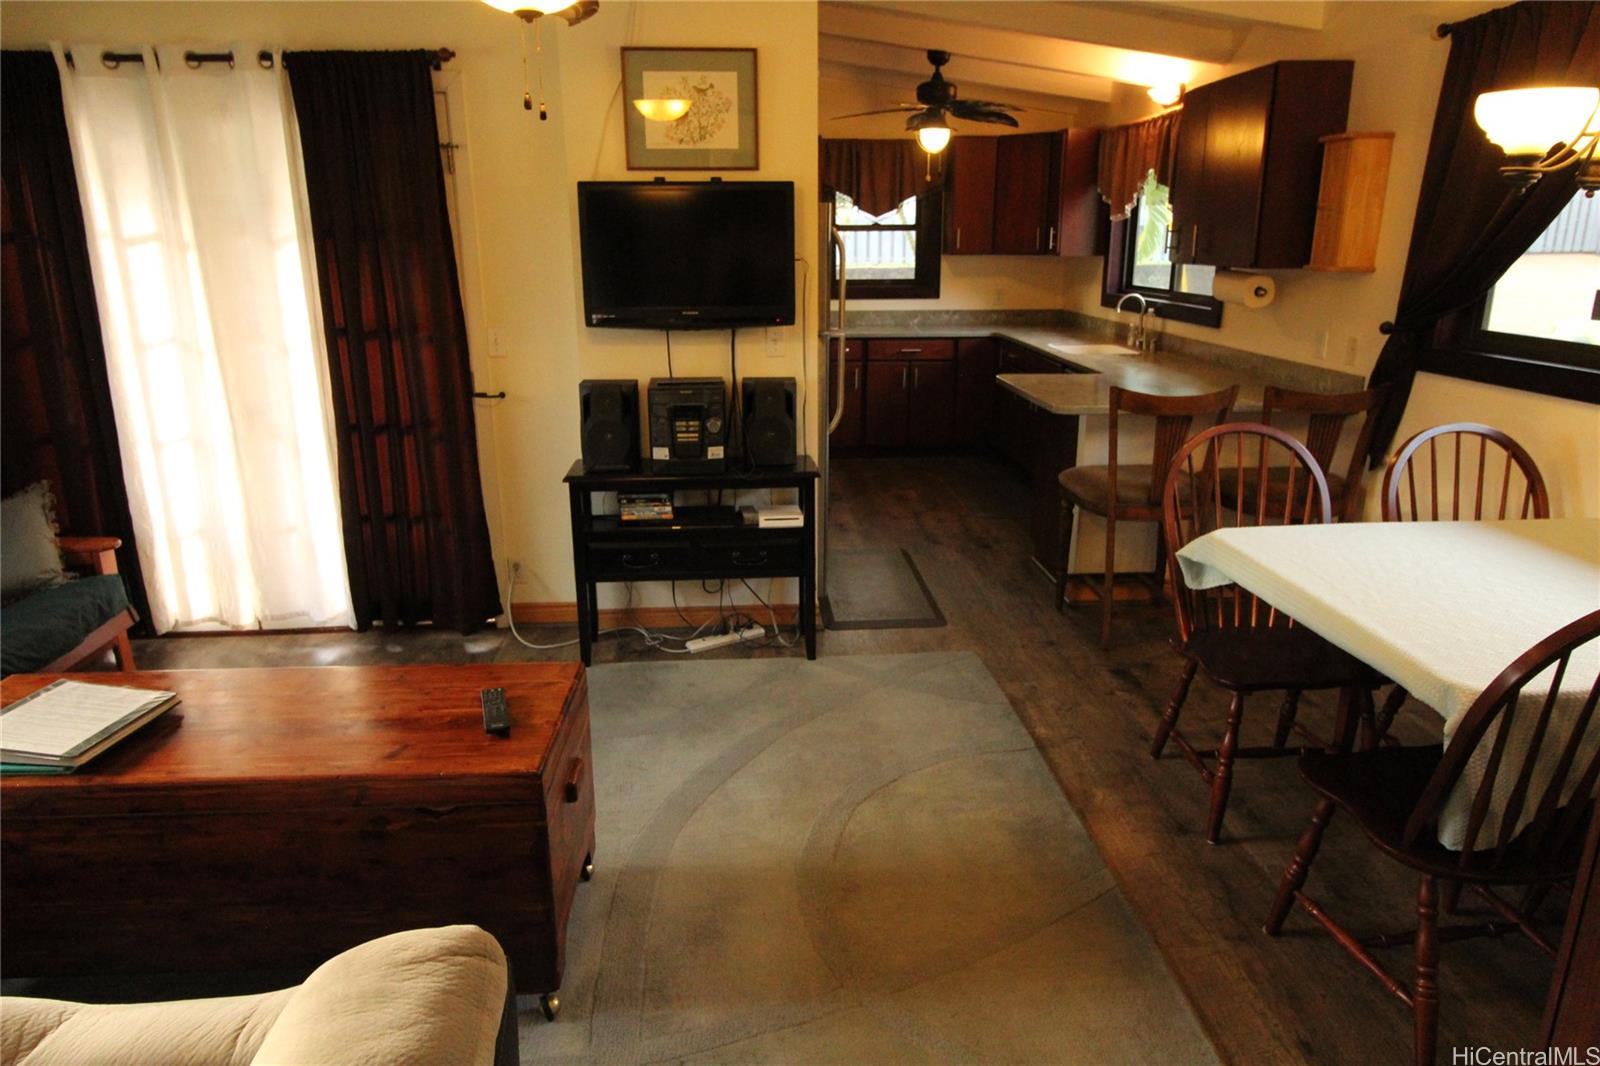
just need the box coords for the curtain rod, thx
[65,46,455,71]
[1434,21,1454,38]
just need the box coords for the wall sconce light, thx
[1147,82,1184,108]
[1473,85,1599,193]
[632,98,691,122]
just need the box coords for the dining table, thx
[1174,517,1600,850]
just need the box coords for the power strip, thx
[685,624,766,653]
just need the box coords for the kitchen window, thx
[1428,190,1600,403]
[1101,170,1222,327]
[833,188,942,300]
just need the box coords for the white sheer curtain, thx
[54,45,353,632]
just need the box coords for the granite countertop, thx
[839,320,1353,414]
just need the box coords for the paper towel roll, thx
[1212,270,1276,309]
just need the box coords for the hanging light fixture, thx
[908,108,951,154]
[631,98,691,122]
[1147,81,1184,108]
[481,0,600,119]
[1473,85,1600,193]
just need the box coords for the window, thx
[1429,191,1600,403]
[1101,170,1221,327]
[833,188,942,300]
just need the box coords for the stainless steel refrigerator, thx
[816,189,848,614]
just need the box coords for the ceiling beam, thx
[819,33,1115,103]
[826,1,1244,65]
[1118,1,1328,31]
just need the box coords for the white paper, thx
[0,680,175,759]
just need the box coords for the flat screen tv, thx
[577,180,794,330]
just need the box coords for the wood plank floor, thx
[126,455,1556,1064]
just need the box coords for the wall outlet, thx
[489,327,508,359]
[1315,330,1330,362]
[765,327,783,358]
[1343,337,1359,368]
[507,558,524,582]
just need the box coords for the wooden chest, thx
[0,664,596,995]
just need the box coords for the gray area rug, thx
[519,652,1217,1064]
[821,548,946,630]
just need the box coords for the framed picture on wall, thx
[621,47,758,170]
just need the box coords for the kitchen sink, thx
[1046,342,1141,357]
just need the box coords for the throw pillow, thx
[1,482,69,604]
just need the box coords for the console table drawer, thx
[588,542,695,577]
[697,538,803,573]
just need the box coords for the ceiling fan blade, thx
[829,105,922,120]
[954,110,1021,128]
[949,99,1021,115]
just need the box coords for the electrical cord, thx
[666,328,674,377]
[503,565,715,654]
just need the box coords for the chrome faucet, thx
[1115,292,1157,355]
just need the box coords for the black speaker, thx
[579,379,639,472]
[741,377,796,467]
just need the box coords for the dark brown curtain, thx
[284,50,500,632]
[1,51,151,628]
[819,138,932,216]
[1366,1,1599,461]
[1096,110,1181,221]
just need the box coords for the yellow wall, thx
[2,0,821,612]
[1062,0,1599,518]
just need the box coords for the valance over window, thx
[820,138,933,216]
[1096,110,1181,221]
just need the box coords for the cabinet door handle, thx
[621,552,660,570]
[1189,223,1199,260]
[731,549,768,567]
[563,757,585,803]
[1036,226,1042,250]
[854,366,861,390]
[1048,225,1056,251]
[898,346,923,354]
[955,226,961,250]
[901,366,908,389]
[914,366,921,388]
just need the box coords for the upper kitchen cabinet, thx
[1170,60,1353,270]
[1056,127,1108,257]
[947,131,1086,256]
[947,137,998,255]
[992,133,1061,254]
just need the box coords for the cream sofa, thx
[0,925,516,1066]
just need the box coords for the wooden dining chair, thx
[1372,423,1552,743]
[1224,385,1387,523]
[1265,608,1600,1066]
[1153,422,1379,843]
[1056,385,1237,648]
[1381,421,1550,523]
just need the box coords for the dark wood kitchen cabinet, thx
[955,338,998,448]
[906,360,957,447]
[1056,127,1108,257]
[1170,60,1353,269]
[946,137,997,255]
[993,132,1062,254]
[991,341,1071,469]
[864,361,911,448]
[851,338,961,450]
[946,132,1065,256]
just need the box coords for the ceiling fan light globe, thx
[1147,82,1184,107]
[482,0,573,14]
[916,125,951,153]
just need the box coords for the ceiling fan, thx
[832,50,1022,152]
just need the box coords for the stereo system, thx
[648,377,728,473]
[579,376,796,474]
[741,377,797,468]
[578,379,639,473]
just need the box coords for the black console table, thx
[563,457,819,665]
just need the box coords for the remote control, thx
[481,687,511,736]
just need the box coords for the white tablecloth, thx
[1176,519,1600,849]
